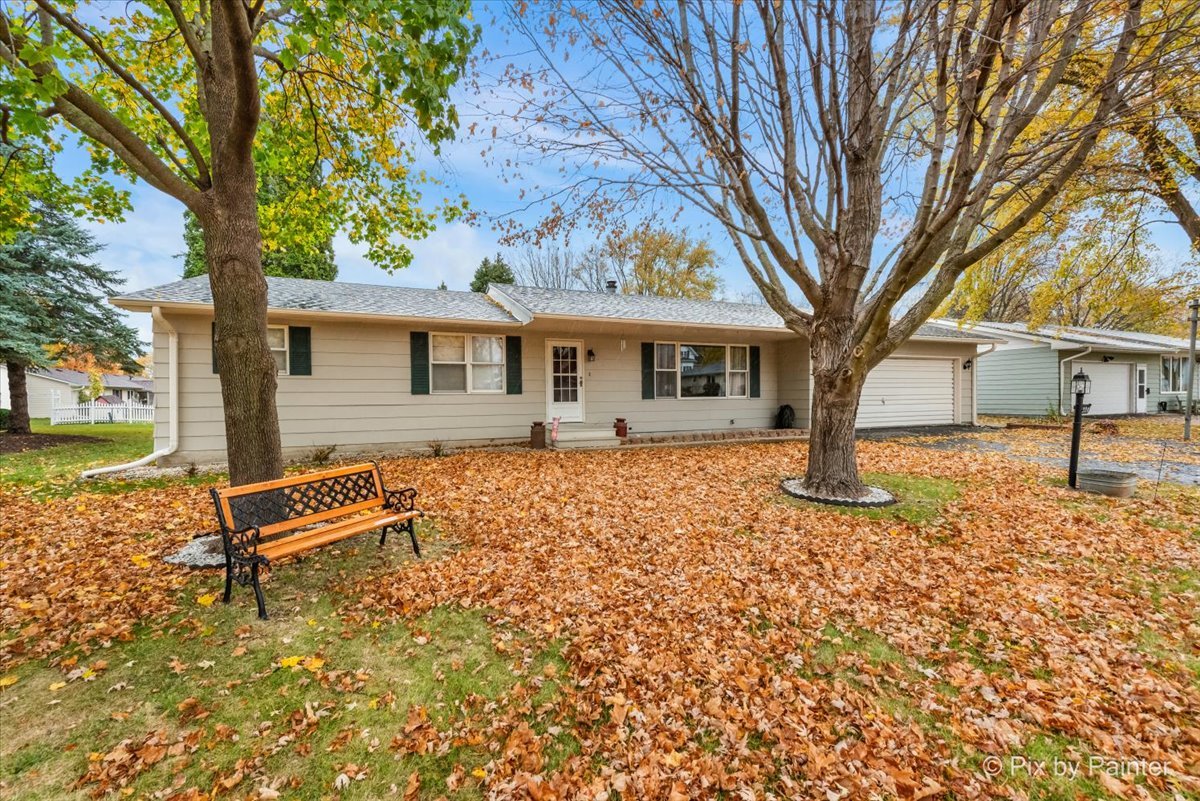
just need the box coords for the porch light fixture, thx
[587,349,596,362]
[962,359,973,370]
[1102,354,1115,363]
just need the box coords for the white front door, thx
[547,340,584,422]
[1135,363,1148,413]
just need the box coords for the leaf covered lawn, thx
[1,440,1198,799]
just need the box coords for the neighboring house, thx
[111,276,998,466]
[0,366,153,418]
[959,321,1198,416]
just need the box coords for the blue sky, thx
[49,13,1196,348]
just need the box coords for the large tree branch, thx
[33,0,211,189]
[0,10,204,211]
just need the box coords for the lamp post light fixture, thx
[1068,369,1091,488]
[1185,298,1197,442]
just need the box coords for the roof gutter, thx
[82,306,178,478]
[1058,347,1092,416]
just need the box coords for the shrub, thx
[428,440,447,457]
[308,444,338,465]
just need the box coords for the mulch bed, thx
[0,432,107,454]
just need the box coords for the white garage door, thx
[1074,362,1132,415]
[857,358,956,428]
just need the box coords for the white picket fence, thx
[51,401,154,425]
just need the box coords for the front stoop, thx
[550,427,622,449]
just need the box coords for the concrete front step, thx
[551,427,620,449]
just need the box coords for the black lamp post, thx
[1068,369,1091,488]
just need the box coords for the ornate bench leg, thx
[223,548,234,604]
[407,519,420,558]
[252,562,268,620]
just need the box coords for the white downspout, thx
[82,306,179,478]
[972,343,998,425]
[1058,347,1093,416]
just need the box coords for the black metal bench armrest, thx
[222,524,262,561]
[384,487,420,514]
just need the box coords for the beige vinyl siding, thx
[24,374,79,418]
[573,335,780,434]
[977,346,1061,416]
[154,315,787,464]
[152,312,981,464]
[156,313,536,464]
[776,339,811,428]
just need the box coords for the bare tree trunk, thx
[6,362,31,435]
[200,0,283,486]
[804,314,867,498]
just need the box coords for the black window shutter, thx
[749,346,761,398]
[211,322,218,374]
[288,326,312,375]
[641,342,655,400]
[410,331,430,395]
[505,335,522,394]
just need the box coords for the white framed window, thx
[1161,356,1186,393]
[656,342,752,399]
[268,325,289,375]
[431,333,505,394]
[655,343,677,398]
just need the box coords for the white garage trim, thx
[857,356,959,428]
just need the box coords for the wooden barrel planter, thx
[1077,470,1138,498]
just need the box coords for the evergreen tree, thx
[0,206,143,434]
[469,253,516,293]
[181,167,337,281]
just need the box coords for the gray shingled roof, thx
[114,276,520,324]
[113,275,999,341]
[493,284,998,341]
[958,321,1180,353]
[29,368,152,389]
[491,283,789,329]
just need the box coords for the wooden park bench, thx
[210,462,422,619]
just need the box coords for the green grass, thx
[784,472,960,525]
[0,419,217,497]
[0,537,569,800]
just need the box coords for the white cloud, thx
[333,222,502,291]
